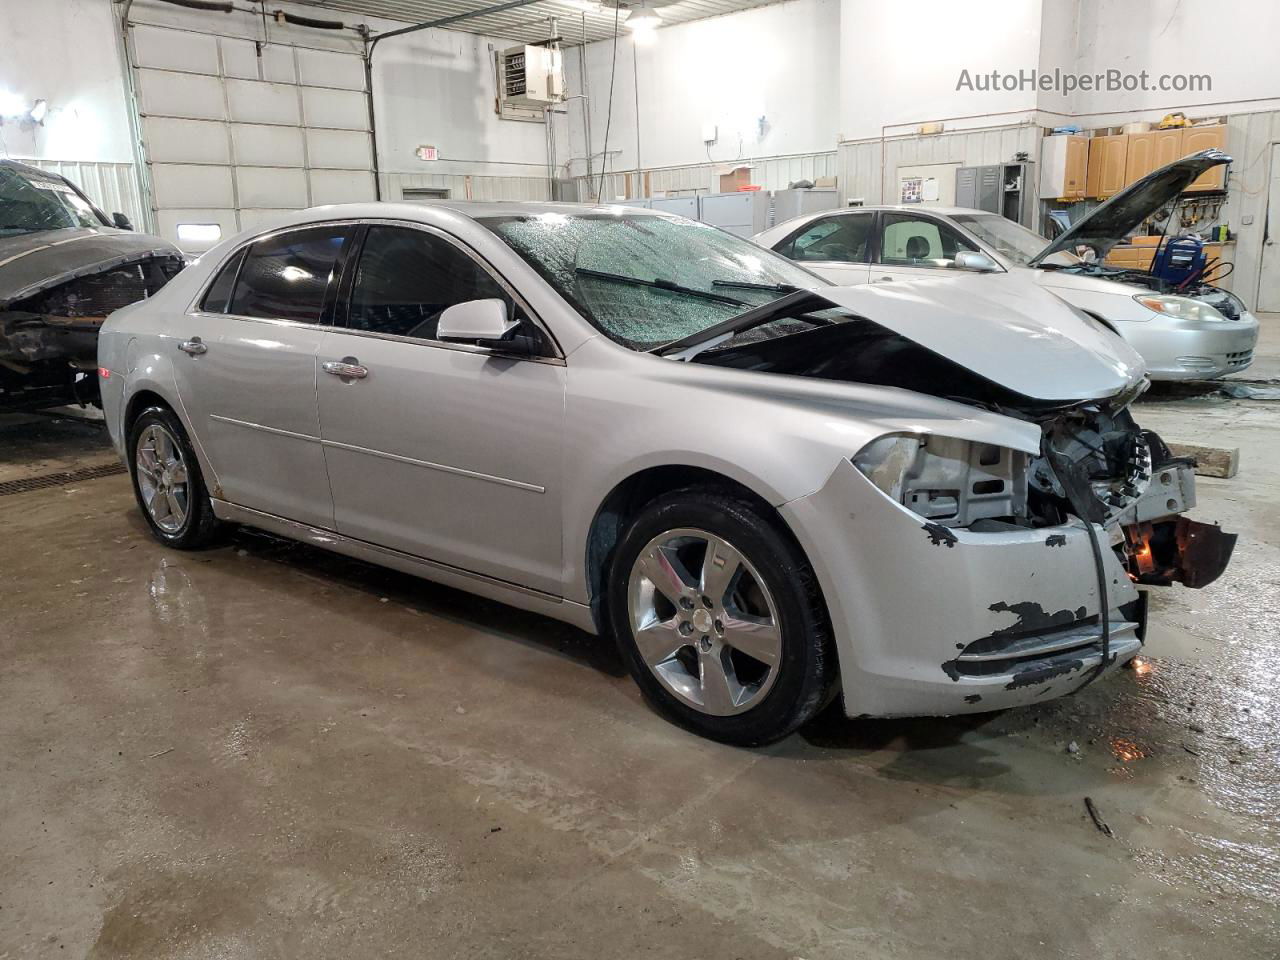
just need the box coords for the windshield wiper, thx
[575,268,748,307]
[651,289,836,357]
[711,280,801,294]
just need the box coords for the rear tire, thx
[128,405,223,549]
[606,486,836,746]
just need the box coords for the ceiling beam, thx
[368,0,549,51]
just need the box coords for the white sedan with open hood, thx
[755,149,1259,380]
[99,202,1235,744]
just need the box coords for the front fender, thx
[558,338,1043,606]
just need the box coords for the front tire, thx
[128,406,223,549]
[607,487,836,746]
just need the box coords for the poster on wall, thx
[899,177,939,204]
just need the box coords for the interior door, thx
[872,212,979,284]
[1258,144,1280,312]
[770,212,873,286]
[315,224,565,594]
[171,224,352,528]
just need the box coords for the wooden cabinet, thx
[1074,124,1230,205]
[1183,124,1228,192]
[1125,131,1157,183]
[1040,134,1088,200]
[1086,135,1129,198]
[1153,128,1184,169]
[1103,237,1227,274]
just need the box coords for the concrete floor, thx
[2,330,1279,959]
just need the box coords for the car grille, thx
[1227,350,1253,368]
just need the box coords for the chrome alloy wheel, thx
[627,527,783,716]
[135,423,190,534]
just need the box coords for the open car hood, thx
[801,275,1146,402]
[0,227,182,309]
[1028,148,1231,266]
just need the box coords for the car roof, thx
[0,157,69,180]
[216,200,672,247]
[823,205,983,217]
[279,199,665,225]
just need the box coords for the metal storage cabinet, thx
[698,191,771,238]
[956,165,1001,213]
[955,162,1035,225]
[770,188,839,225]
[650,196,699,218]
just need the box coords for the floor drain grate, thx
[0,461,127,497]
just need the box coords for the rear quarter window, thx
[226,226,351,324]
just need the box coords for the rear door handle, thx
[322,357,368,380]
[178,337,207,355]
[871,276,894,284]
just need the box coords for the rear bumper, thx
[781,460,1143,718]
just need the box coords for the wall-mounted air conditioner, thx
[500,44,564,107]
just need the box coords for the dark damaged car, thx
[99,203,1235,744]
[0,159,184,410]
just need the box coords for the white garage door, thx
[128,23,375,252]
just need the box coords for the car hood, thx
[814,274,1146,401]
[1030,266,1143,297]
[0,227,182,309]
[1028,148,1231,266]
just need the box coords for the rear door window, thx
[228,225,351,324]
[778,213,873,263]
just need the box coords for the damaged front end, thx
[1035,407,1235,589]
[852,399,1235,592]
[0,250,184,411]
[708,282,1236,714]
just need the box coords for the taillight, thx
[98,367,111,378]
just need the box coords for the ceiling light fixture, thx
[625,0,662,39]
[0,90,26,120]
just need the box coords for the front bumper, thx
[781,460,1143,718]
[1132,310,1259,380]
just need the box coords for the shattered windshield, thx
[0,166,108,237]
[481,211,828,349]
[951,213,1080,267]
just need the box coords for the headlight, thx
[852,433,1028,526]
[1134,294,1228,322]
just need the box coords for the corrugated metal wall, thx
[380,172,550,202]
[576,151,838,201]
[24,160,147,231]
[838,125,1043,214]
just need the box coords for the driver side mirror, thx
[953,251,999,273]
[437,298,523,350]
[111,212,133,230]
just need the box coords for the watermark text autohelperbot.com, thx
[956,68,1212,95]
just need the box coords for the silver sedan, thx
[99,202,1234,744]
[755,152,1259,382]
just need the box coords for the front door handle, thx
[322,357,368,380]
[178,337,207,355]
[871,276,894,283]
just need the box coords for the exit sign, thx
[415,145,439,161]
